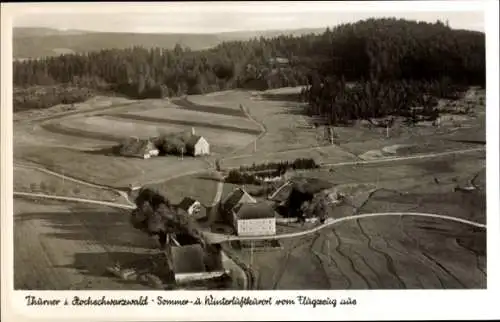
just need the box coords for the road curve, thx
[201,212,486,244]
[268,181,292,200]
[14,192,135,210]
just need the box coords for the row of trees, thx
[239,158,319,173]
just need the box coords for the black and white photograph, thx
[1,2,498,314]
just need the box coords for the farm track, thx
[172,98,246,117]
[102,112,262,135]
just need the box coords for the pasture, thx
[14,199,159,290]
[14,167,121,202]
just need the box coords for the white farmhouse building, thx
[231,202,276,237]
[185,130,210,156]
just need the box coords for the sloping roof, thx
[178,197,199,211]
[185,135,204,148]
[171,244,206,274]
[234,202,276,220]
[222,188,256,212]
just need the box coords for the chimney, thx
[191,127,195,135]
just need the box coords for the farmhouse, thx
[118,138,159,159]
[178,197,202,216]
[231,202,277,236]
[221,187,257,217]
[185,129,210,156]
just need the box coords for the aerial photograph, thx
[12,6,486,290]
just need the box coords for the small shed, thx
[178,197,202,216]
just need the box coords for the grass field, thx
[14,167,121,202]
[172,97,245,117]
[227,152,486,290]
[146,172,220,206]
[220,145,359,169]
[14,199,161,290]
[15,145,208,188]
[41,115,258,155]
[105,107,262,134]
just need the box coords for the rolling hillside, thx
[13,27,325,59]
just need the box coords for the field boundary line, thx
[13,191,135,209]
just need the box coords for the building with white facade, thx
[231,202,276,237]
[185,128,210,156]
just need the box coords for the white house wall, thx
[236,218,276,236]
[194,138,210,156]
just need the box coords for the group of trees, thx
[227,158,319,185]
[299,18,485,125]
[130,188,205,248]
[239,158,319,173]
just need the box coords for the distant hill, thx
[12,27,326,59]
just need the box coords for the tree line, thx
[13,18,485,119]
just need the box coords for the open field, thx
[227,157,485,289]
[190,88,486,163]
[146,172,220,206]
[172,97,245,117]
[41,115,258,155]
[13,95,139,123]
[14,199,162,290]
[15,145,208,188]
[14,167,121,202]
[104,107,262,134]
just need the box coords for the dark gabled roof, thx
[222,188,248,212]
[185,135,204,149]
[178,197,199,211]
[234,202,276,220]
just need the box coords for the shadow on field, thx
[84,146,118,157]
[57,251,172,289]
[260,93,303,102]
[196,175,222,183]
[15,210,157,250]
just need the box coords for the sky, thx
[10,2,485,34]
